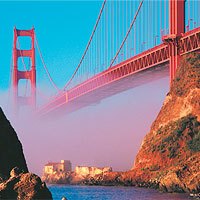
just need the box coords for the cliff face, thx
[132,53,200,192]
[0,108,28,178]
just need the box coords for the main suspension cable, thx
[35,33,60,92]
[63,0,107,91]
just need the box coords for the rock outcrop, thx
[74,166,112,178]
[72,166,112,185]
[0,108,52,199]
[0,167,52,199]
[42,166,112,185]
[42,171,73,184]
[131,53,200,193]
[0,108,28,179]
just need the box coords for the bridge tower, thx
[163,0,185,82]
[12,27,36,113]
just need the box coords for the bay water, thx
[48,185,191,200]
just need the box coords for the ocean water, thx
[48,185,191,200]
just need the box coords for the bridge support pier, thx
[163,0,185,83]
[12,27,36,114]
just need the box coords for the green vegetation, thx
[140,164,160,172]
[151,145,156,153]
[157,128,162,135]
[172,53,200,97]
[158,143,166,153]
[149,165,160,171]
[187,130,200,152]
[168,144,179,159]
[186,53,200,65]
[153,115,200,158]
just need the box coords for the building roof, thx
[44,162,61,167]
[44,160,71,167]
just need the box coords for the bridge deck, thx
[36,27,200,117]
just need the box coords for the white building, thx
[44,160,72,174]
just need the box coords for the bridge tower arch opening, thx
[12,27,36,113]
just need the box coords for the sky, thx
[0,1,102,90]
[0,1,170,175]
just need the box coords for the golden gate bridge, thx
[11,0,200,116]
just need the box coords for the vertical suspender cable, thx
[138,2,141,53]
[164,0,166,34]
[109,0,144,68]
[198,0,200,26]
[134,1,136,55]
[188,0,190,31]
[105,3,107,70]
[112,1,114,63]
[146,0,148,47]
[97,22,99,73]
[126,1,128,59]
[128,1,130,57]
[35,34,60,92]
[160,0,162,38]
[134,2,136,55]
[63,0,106,90]
[117,1,119,63]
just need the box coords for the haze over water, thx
[0,0,170,175]
[2,76,168,175]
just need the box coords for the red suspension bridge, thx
[11,0,200,116]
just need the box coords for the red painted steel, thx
[37,43,169,116]
[163,0,185,82]
[36,27,200,117]
[13,27,36,112]
[179,27,200,55]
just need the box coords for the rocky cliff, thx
[131,53,200,192]
[0,108,28,179]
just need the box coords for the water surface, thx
[48,185,191,200]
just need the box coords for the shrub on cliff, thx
[152,115,200,159]
[171,53,200,97]
[187,130,200,152]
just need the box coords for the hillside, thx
[132,53,200,192]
